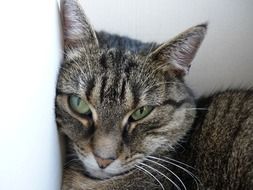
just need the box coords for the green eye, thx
[130,106,153,121]
[69,95,91,115]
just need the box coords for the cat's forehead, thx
[97,48,139,73]
[65,47,141,73]
[88,55,138,112]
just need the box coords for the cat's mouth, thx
[78,153,137,179]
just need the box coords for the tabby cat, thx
[56,0,253,189]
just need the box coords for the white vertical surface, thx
[0,1,62,190]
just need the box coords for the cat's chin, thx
[85,169,114,179]
[84,166,134,180]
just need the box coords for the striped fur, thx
[57,0,208,189]
[174,90,253,190]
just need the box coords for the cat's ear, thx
[148,23,207,77]
[62,0,99,47]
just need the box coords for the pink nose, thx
[94,155,114,169]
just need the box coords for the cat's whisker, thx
[144,158,187,190]
[168,144,176,152]
[63,46,91,82]
[162,156,196,170]
[63,50,89,82]
[135,164,165,190]
[139,162,182,190]
[143,81,183,94]
[149,156,199,180]
[173,142,186,151]
[183,108,208,111]
[68,166,86,173]
[72,61,89,81]
[80,40,92,78]
[64,158,80,168]
[125,155,144,165]
[141,64,167,88]
[59,66,71,75]
[147,156,200,190]
[138,43,156,82]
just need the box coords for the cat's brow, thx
[161,98,193,108]
[100,75,108,103]
[85,77,95,100]
[120,79,126,100]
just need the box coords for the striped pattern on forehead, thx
[89,72,135,109]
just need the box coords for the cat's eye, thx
[68,95,91,115]
[130,106,153,121]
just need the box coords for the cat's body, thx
[174,90,253,190]
[57,0,253,189]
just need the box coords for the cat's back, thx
[177,90,253,190]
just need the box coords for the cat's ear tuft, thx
[149,23,207,77]
[62,0,98,47]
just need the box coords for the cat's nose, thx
[94,155,115,169]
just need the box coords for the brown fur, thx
[57,0,252,189]
[174,90,253,190]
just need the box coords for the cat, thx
[56,0,253,189]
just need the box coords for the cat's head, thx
[56,0,207,179]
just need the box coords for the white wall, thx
[0,1,62,190]
[81,0,253,96]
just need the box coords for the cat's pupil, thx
[76,98,81,106]
[139,107,144,114]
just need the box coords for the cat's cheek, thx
[58,122,88,142]
[141,136,170,154]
